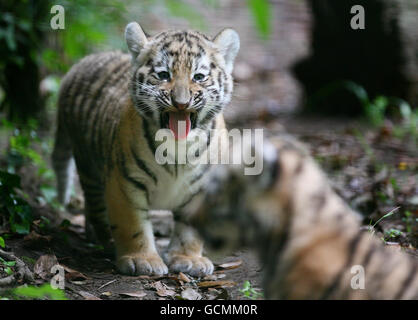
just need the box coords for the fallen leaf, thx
[203,274,218,281]
[62,265,89,282]
[33,254,58,280]
[132,274,168,281]
[119,291,147,299]
[198,280,236,288]
[100,291,112,297]
[205,288,220,300]
[181,288,202,300]
[218,260,242,270]
[78,291,101,300]
[178,272,191,283]
[407,195,418,206]
[152,281,177,297]
[216,288,229,300]
[206,287,229,299]
[24,231,52,241]
[23,231,52,248]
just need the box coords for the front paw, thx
[167,254,214,277]
[117,252,168,276]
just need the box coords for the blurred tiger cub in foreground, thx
[187,136,418,299]
[52,22,239,276]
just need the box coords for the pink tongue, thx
[168,112,191,140]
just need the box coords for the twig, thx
[97,279,117,290]
[0,275,15,286]
[0,249,34,286]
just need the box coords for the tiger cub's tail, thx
[52,117,75,206]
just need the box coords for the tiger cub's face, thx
[185,142,280,255]
[125,22,240,139]
[186,164,251,255]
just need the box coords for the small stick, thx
[97,279,117,290]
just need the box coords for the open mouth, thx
[161,111,197,140]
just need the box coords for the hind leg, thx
[79,176,112,246]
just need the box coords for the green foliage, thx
[12,283,67,300]
[21,256,36,265]
[164,0,206,30]
[38,216,51,231]
[0,0,52,121]
[4,266,13,275]
[353,128,374,160]
[0,1,51,69]
[0,257,16,267]
[247,0,272,39]
[8,131,44,172]
[392,102,418,144]
[389,177,399,193]
[59,219,71,229]
[368,207,400,237]
[42,75,61,112]
[384,228,402,240]
[0,170,33,234]
[240,280,263,300]
[310,80,417,141]
[310,81,383,124]
[0,255,16,277]
[42,0,127,73]
[1,120,58,235]
[402,211,416,234]
[2,119,42,171]
[363,96,388,127]
[0,236,5,248]
[2,119,61,210]
[342,82,416,135]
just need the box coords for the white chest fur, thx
[148,164,200,210]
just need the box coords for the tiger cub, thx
[186,136,418,299]
[52,22,240,276]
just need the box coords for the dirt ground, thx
[3,211,263,300]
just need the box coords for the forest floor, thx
[0,113,416,300]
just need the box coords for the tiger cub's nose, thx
[171,86,191,110]
[172,97,190,110]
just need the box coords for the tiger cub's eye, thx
[157,71,170,81]
[193,73,206,82]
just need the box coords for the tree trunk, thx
[0,0,50,124]
[293,0,417,115]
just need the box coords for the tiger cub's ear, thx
[125,22,148,59]
[213,28,240,74]
[242,140,279,191]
